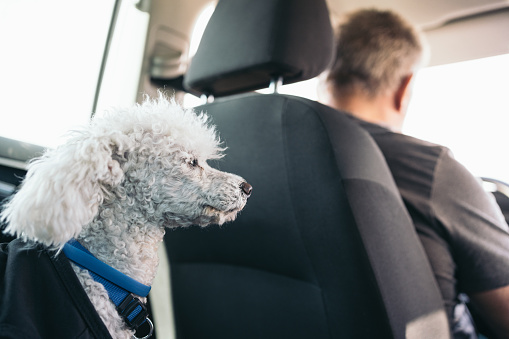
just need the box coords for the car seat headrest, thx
[183,0,334,97]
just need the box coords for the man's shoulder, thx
[379,131,445,158]
[354,117,447,162]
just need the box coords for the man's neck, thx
[321,91,403,133]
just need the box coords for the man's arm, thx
[432,149,509,337]
[470,286,509,339]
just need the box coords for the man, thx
[320,9,509,339]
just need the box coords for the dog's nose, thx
[240,182,252,197]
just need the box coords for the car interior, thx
[1,0,508,338]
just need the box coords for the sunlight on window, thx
[189,2,216,59]
[0,0,114,148]
[183,2,215,108]
[95,0,150,116]
[404,53,509,183]
[257,78,319,100]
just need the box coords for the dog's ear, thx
[0,131,131,248]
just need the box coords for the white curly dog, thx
[1,95,251,338]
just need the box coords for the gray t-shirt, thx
[354,117,509,337]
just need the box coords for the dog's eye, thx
[190,159,198,167]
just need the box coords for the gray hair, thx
[326,9,428,98]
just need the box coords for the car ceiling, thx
[325,0,509,66]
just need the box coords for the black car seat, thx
[163,0,451,338]
[0,136,43,243]
[482,177,509,224]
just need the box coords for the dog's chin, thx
[199,204,244,226]
[162,204,245,228]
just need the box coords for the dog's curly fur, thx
[1,95,250,338]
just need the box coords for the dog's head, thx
[0,95,251,248]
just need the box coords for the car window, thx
[0,0,148,149]
[0,0,115,147]
[404,53,509,183]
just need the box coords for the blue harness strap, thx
[62,239,153,336]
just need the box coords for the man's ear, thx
[394,74,414,112]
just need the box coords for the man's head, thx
[321,9,427,131]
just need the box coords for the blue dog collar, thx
[63,239,153,337]
[62,240,151,296]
